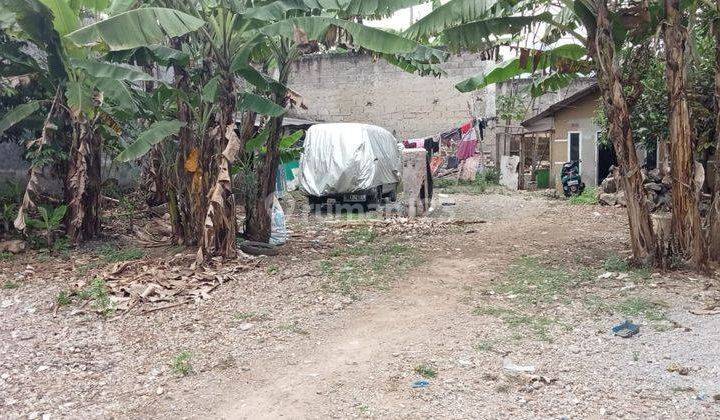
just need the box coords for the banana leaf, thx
[116,120,185,162]
[65,7,205,50]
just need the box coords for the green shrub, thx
[568,187,598,205]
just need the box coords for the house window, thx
[568,132,581,162]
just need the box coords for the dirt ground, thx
[1,189,719,419]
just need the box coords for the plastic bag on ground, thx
[269,194,288,246]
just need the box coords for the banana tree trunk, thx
[663,0,707,268]
[244,58,291,243]
[594,0,657,265]
[65,115,101,243]
[169,36,199,245]
[707,4,720,261]
[201,70,239,258]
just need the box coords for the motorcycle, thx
[561,160,585,197]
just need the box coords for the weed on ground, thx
[413,364,437,378]
[568,187,599,205]
[473,306,561,342]
[319,227,419,297]
[496,257,573,304]
[171,351,193,376]
[98,244,145,264]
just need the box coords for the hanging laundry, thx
[456,128,478,161]
[430,156,444,175]
[460,119,474,135]
[423,137,439,154]
[440,127,462,145]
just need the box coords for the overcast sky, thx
[365,4,433,30]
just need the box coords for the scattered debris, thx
[502,359,536,373]
[612,320,640,338]
[0,239,26,254]
[667,363,690,376]
[411,380,430,388]
[689,298,720,316]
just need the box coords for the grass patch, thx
[583,295,612,315]
[0,252,12,261]
[56,291,72,306]
[278,322,308,335]
[98,245,145,264]
[496,257,572,304]
[474,339,497,353]
[2,280,19,290]
[171,351,193,376]
[266,265,279,275]
[603,254,630,272]
[473,306,560,342]
[320,228,418,297]
[435,175,489,195]
[616,297,668,322]
[234,311,269,321]
[568,187,598,205]
[413,364,437,379]
[76,277,116,316]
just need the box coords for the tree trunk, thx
[663,0,707,267]
[245,55,291,243]
[707,4,720,261]
[65,115,101,243]
[169,36,200,245]
[200,69,239,259]
[593,0,657,265]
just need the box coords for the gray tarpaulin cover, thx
[299,123,402,196]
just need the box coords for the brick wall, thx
[287,52,496,141]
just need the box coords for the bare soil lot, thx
[1,190,719,419]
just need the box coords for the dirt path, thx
[219,255,479,418]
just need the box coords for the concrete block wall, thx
[287,52,496,142]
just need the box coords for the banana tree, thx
[0,0,204,243]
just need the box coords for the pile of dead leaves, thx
[68,253,259,315]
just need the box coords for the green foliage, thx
[2,280,19,289]
[435,173,490,195]
[0,100,41,136]
[616,297,667,322]
[77,277,115,316]
[171,351,193,376]
[497,257,572,305]
[456,44,588,93]
[568,187,598,205]
[413,363,437,379]
[25,204,67,247]
[483,167,500,184]
[320,229,417,297]
[98,244,145,263]
[56,291,72,306]
[603,254,629,272]
[473,306,559,342]
[65,7,206,50]
[496,94,526,122]
[115,120,185,162]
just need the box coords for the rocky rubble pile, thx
[598,167,672,211]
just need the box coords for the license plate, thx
[344,194,366,202]
[567,180,579,186]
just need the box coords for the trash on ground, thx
[411,380,430,388]
[502,359,536,373]
[666,362,690,376]
[612,320,640,338]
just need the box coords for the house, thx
[521,83,614,189]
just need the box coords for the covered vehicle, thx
[299,123,401,208]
